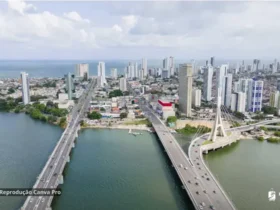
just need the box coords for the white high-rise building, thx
[111,68,118,79]
[231,92,246,113]
[178,64,193,117]
[203,66,213,101]
[139,69,144,81]
[142,58,147,77]
[119,77,127,91]
[192,88,201,107]
[20,72,30,105]
[273,59,278,73]
[75,64,89,80]
[134,62,138,78]
[65,73,74,100]
[97,62,106,87]
[233,81,240,92]
[169,56,174,76]
[163,57,170,69]
[270,91,280,108]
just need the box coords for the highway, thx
[139,99,235,210]
[21,79,96,210]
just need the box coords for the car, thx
[196,157,199,160]
[195,150,198,153]
[195,182,199,186]
[213,190,216,194]
[54,173,58,177]
[205,173,207,176]
[202,175,204,178]
[201,202,206,207]
[30,198,33,203]
[199,205,203,210]
[50,165,53,169]
[188,180,191,183]
[170,141,172,143]
[209,205,215,210]
[206,178,210,181]
[198,167,201,170]
[42,198,45,202]
[196,191,199,195]
[197,163,200,165]
[184,167,188,170]
[203,190,207,194]
[179,164,183,168]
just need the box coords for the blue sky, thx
[0,1,280,60]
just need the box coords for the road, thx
[21,79,96,210]
[139,99,235,210]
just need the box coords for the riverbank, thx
[81,124,152,132]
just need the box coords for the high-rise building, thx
[163,57,175,76]
[97,62,106,87]
[75,64,89,80]
[141,58,147,77]
[192,88,201,107]
[111,68,118,79]
[119,77,127,91]
[224,74,232,107]
[162,69,169,79]
[210,56,215,67]
[139,69,144,81]
[65,73,75,100]
[231,92,246,112]
[216,64,228,105]
[169,56,175,76]
[273,59,278,73]
[134,62,138,78]
[247,79,263,112]
[203,66,213,101]
[277,79,280,91]
[252,59,260,72]
[178,64,193,117]
[233,81,240,92]
[20,72,30,105]
[269,91,280,108]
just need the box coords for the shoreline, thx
[81,124,153,132]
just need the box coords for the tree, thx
[167,116,177,124]
[262,106,277,115]
[88,111,102,119]
[100,107,106,112]
[8,88,15,94]
[59,117,67,127]
[120,112,128,119]
[109,89,123,98]
[80,120,85,127]
[234,111,245,120]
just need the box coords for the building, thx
[141,58,147,77]
[210,56,215,67]
[247,79,263,112]
[65,73,75,100]
[277,79,280,91]
[111,68,118,79]
[75,64,89,80]
[192,88,201,107]
[273,59,278,73]
[169,56,175,76]
[97,62,106,87]
[224,74,232,107]
[216,64,228,105]
[270,91,280,109]
[162,69,169,79]
[178,64,193,117]
[119,77,127,91]
[203,66,213,101]
[156,99,175,119]
[231,92,246,112]
[134,62,138,78]
[139,69,144,81]
[252,59,260,72]
[20,72,30,105]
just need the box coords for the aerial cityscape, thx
[1,1,280,210]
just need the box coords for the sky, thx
[0,0,280,60]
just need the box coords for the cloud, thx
[7,0,36,15]
[63,11,90,23]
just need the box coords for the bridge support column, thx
[66,155,70,163]
[58,175,64,185]
[75,131,78,138]
[72,143,75,148]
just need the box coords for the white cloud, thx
[63,11,90,23]
[7,0,36,15]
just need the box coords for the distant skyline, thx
[1,1,280,60]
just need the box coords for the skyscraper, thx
[231,92,246,112]
[247,79,263,112]
[119,77,127,91]
[65,73,75,100]
[192,88,201,107]
[178,64,193,117]
[210,56,215,67]
[252,59,260,72]
[273,59,278,73]
[20,72,30,105]
[111,68,118,79]
[75,64,89,80]
[169,56,175,76]
[134,62,138,78]
[216,64,228,105]
[97,62,106,87]
[141,58,147,77]
[269,91,280,109]
[203,66,213,102]
[224,74,232,107]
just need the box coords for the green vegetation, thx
[34,81,57,88]
[167,116,177,124]
[100,107,106,112]
[274,131,280,137]
[120,112,128,119]
[233,111,245,120]
[267,137,280,143]
[202,140,213,145]
[176,124,211,135]
[88,111,102,119]
[259,126,268,131]
[262,106,277,115]
[8,88,15,94]
[231,121,241,127]
[257,136,264,141]
[59,117,67,127]
[109,89,123,98]
[30,95,48,102]
[252,114,265,120]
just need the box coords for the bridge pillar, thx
[72,143,75,148]
[75,132,78,138]
[66,155,70,163]
[58,175,64,185]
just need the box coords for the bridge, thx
[21,79,96,210]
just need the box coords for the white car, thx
[184,167,188,170]
[179,164,183,168]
